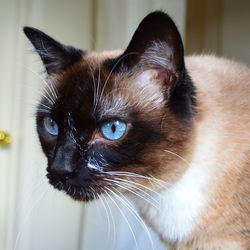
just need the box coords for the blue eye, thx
[100,120,127,140]
[44,117,58,136]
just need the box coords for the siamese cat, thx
[24,11,250,249]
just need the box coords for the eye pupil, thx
[50,120,55,127]
[111,124,116,133]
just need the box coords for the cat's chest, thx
[135,165,208,242]
[134,130,219,242]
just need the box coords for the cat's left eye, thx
[100,120,127,140]
[43,117,58,136]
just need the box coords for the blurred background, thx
[0,0,249,250]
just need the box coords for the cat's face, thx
[24,11,195,201]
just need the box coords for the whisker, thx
[23,65,58,102]
[102,193,117,250]
[96,192,111,240]
[147,174,167,189]
[41,83,57,106]
[164,150,191,167]
[38,102,52,110]
[84,60,97,109]
[36,108,51,114]
[26,85,55,106]
[14,187,49,250]
[109,188,155,250]
[93,59,102,112]
[98,52,139,108]
[104,188,139,250]
[104,178,161,210]
[16,177,47,214]
[104,171,168,186]
[112,177,161,204]
[91,190,102,217]
[112,177,164,198]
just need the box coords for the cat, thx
[24,11,250,249]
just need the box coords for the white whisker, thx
[109,188,155,250]
[104,171,168,186]
[112,177,164,198]
[85,60,97,109]
[38,102,52,110]
[164,150,191,167]
[93,60,101,112]
[102,193,117,250]
[16,177,47,214]
[14,187,49,250]
[26,85,55,106]
[97,193,111,240]
[23,66,57,104]
[98,52,139,109]
[104,188,139,250]
[104,178,161,210]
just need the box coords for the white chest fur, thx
[135,128,219,243]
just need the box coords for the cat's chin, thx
[46,173,99,202]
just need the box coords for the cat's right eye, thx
[43,117,58,136]
[100,120,127,141]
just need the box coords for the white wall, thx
[95,0,186,50]
[0,1,93,250]
[0,1,186,250]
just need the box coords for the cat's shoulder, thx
[186,54,250,115]
[185,54,250,88]
[185,54,250,74]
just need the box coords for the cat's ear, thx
[23,27,82,75]
[122,11,184,79]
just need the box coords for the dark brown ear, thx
[118,11,195,122]
[121,11,184,77]
[23,27,82,75]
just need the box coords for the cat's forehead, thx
[52,49,165,120]
[99,70,166,118]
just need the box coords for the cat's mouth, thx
[46,172,106,201]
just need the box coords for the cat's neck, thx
[135,115,220,242]
[135,55,250,248]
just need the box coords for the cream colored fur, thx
[136,55,250,249]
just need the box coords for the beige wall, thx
[186,0,250,66]
[185,0,222,54]
[95,0,186,51]
[221,0,250,65]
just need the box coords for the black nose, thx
[49,146,77,181]
[49,163,74,180]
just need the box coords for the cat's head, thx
[24,11,196,201]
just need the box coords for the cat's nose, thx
[49,146,77,180]
[50,162,74,180]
